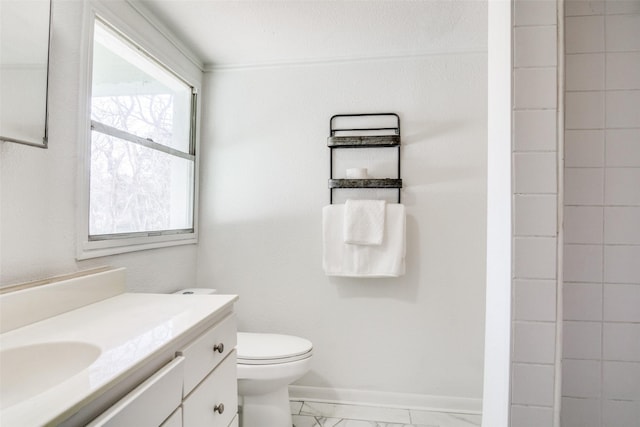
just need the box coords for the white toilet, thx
[237,332,312,427]
[175,289,313,427]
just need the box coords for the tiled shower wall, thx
[562,1,640,426]
[511,1,560,426]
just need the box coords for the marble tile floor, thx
[290,400,482,427]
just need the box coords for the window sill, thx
[77,233,197,260]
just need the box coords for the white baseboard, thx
[289,385,482,415]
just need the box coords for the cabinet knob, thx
[213,343,224,353]
[214,403,225,414]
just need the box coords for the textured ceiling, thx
[135,0,487,69]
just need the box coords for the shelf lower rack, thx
[327,135,400,148]
[328,178,403,189]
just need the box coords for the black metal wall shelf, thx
[328,113,402,204]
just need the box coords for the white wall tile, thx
[511,405,554,427]
[565,130,604,167]
[563,2,640,424]
[564,244,603,283]
[514,279,558,322]
[604,207,640,245]
[514,26,558,67]
[606,52,640,90]
[514,68,558,109]
[515,195,558,236]
[607,0,640,14]
[514,152,558,194]
[566,54,605,91]
[565,168,604,205]
[605,168,640,206]
[512,363,556,406]
[515,237,558,279]
[603,361,640,400]
[565,16,605,53]
[565,1,605,16]
[602,399,640,427]
[566,91,605,129]
[604,284,640,322]
[606,0,640,14]
[564,206,604,244]
[563,321,603,359]
[603,323,640,362]
[563,359,602,398]
[514,0,557,25]
[564,283,603,321]
[606,14,640,52]
[513,321,557,364]
[604,245,640,283]
[606,90,640,128]
[606,129,640,167]
[561,397,602,427]
[514,110,557,151]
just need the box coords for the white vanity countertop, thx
[0,292,238,426]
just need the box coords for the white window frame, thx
[77,1,203,260]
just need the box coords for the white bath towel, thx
[343,199,386,245]
[323,203,406,277]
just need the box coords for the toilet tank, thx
[173,288,217,295]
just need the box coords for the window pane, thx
[92,20,192,153]
[89,131,194,236]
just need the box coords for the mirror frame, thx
[0,0,52,149]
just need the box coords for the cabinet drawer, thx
[183,351,237,427]
[87,356,184,427]
[179,313,236,395]
[228,414,238,427]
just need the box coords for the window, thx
[82,17,198,257]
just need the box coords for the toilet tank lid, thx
[237,332,313,361]
[173,288,217,295]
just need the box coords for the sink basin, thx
[0,341,101,409]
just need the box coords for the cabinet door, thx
[183,351,237,427]
[87,357,184,427]
[179,313,237,395]
[160,407,182,427]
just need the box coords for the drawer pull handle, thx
[214,403,225,414]
[213,343,225,353]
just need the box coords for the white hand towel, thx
[343,199,386,245]
[323,203,406,277]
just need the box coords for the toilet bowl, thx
[237,332,312,427]
[174,289,313,427]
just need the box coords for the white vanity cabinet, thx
[0,268,240,427]
[179,313,238,427]
[87,313,238,427]
[86,357,185,427]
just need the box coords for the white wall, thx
[198,52,487,405]
[1,0,489,410]
[562,2,640,425]
[0,0,198,292]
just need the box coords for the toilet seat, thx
[237,332,313,365]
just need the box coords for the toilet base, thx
[240,387,292,427]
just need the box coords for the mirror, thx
[0,0,51,148]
